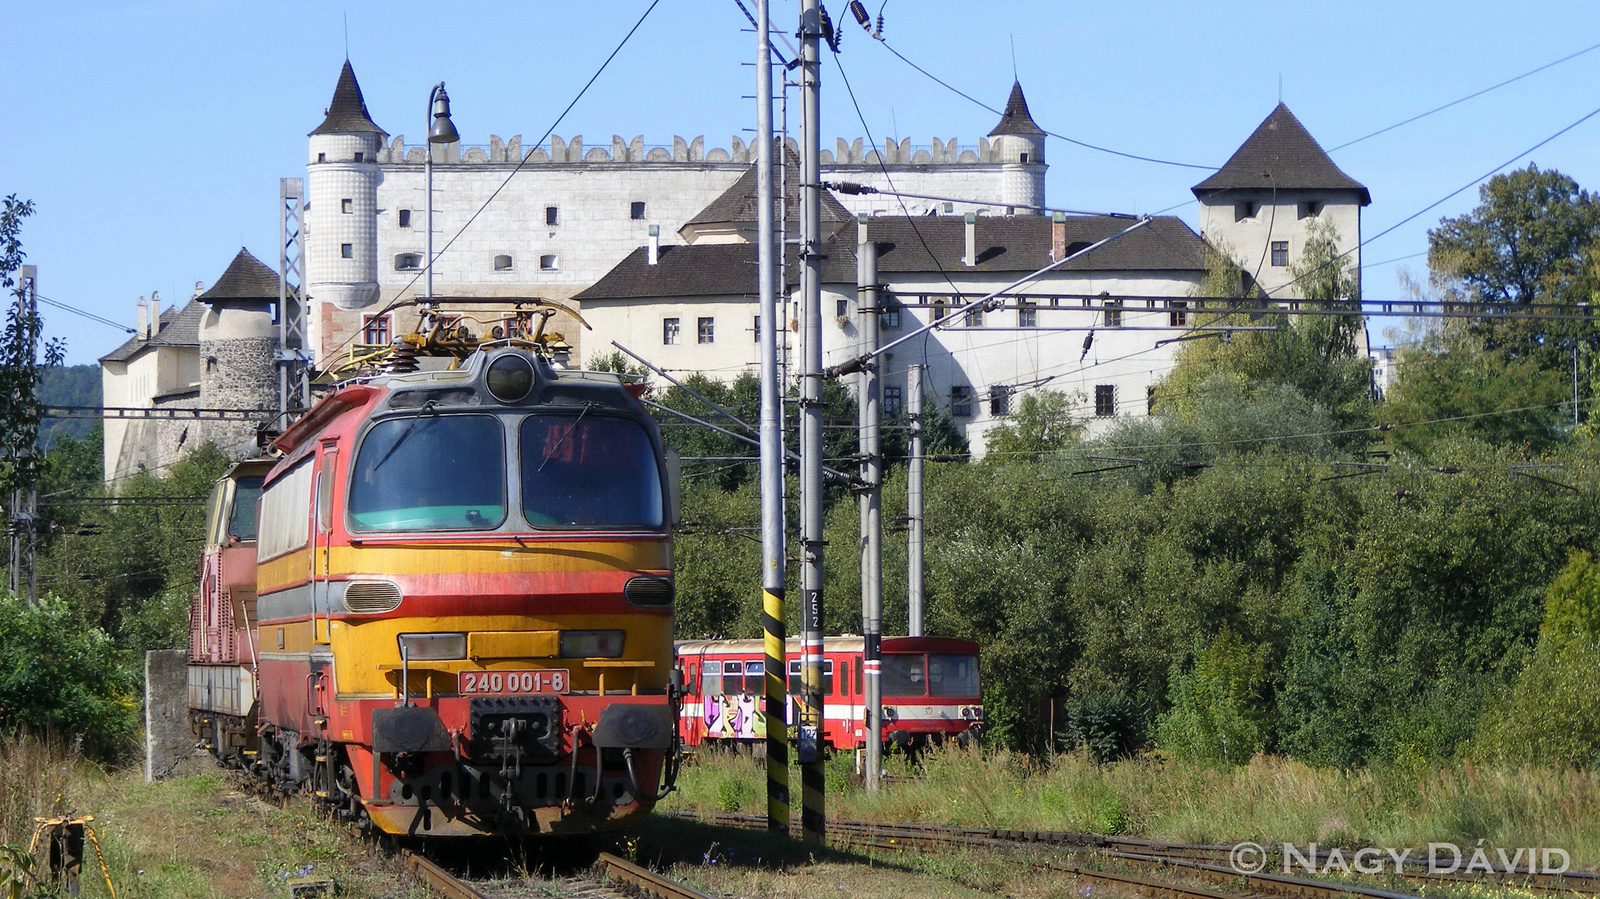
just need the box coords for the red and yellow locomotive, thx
[190,346,681,837]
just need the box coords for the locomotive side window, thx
[520,415,664,529]
[228,476,265,541]
[349,414,507,531]
[883,653,928,697]
[928,654,979,696]
[258,459,314,560]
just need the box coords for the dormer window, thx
[494,254,514,271]
[1235,200,1259,222]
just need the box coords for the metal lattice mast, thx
[9,264,38,605]
[278,178,309,415]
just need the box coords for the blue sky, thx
[6,0,1600,365]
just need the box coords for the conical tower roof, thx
[1192,103,1368,204]
[310,60,387,137]
[199,248,280,304]
[988,81,1044,137]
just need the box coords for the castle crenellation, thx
[377,134,1000,166]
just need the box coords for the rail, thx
[597,852,715,899]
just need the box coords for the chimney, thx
[149,291,162,337]
[136,297,148,339]
[647,225,660,266]
[1051,211,1067,261]
[963,213,976,267]
[193,280,205,298]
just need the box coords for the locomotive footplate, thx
[469,696,562,761]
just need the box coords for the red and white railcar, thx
[675,636,981,752]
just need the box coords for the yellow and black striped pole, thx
[753,0,789,839]
[762,588,789,833]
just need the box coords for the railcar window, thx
[883,653,928,697]
[520,414,663,528]
[228,476,265,541]
[928,654,979,696]
[702,663,721,696]
[787,659,834,695]
[349,414,506,531]
[723,661,744,694]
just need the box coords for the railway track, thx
[668,811,1600,898]
[400,848,714,899]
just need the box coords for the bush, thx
[1156,632,1274,764]
[0,596,138,760]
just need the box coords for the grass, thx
[667,745,1600,868]
[0,733,422,898]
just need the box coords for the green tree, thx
[1426,164,1600,412]
[984,389,1081,461]
[0,595,139,759]
[0,196,64,505]
[1155,631,1275,764]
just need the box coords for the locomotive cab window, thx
[520,414,664,529]
[349,414,507,531]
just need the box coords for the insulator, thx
[848,0,869,27]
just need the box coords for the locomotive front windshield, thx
[521,414,663,528]
[229,476,266,541]
[349,413,508,531]
[884,652,981,697]
[347,410,663,532]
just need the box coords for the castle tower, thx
[306,61,386,324]
[987,81,1047,214]
[197,249,280,457]
[1192,103,1369,299]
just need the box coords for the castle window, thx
[989,385,1012,416]
[341,198,353,214]
[1103,298,1122,328]
[965,306,983,328]
[836,298,849,318]
[1018,299,1037,328]
[663,318,681,345]
[882,307,901,329]
[494,254,514,271]
[631,201,646,220]
[1235,200,1259,222]
[1147,385,1157,415]
[931,296,948,321]
[362,315,392,346]
[950,386,974,418]
[354,152,365,162]
[341,243,353,259]
[545,206,560,226]
[539,254,558,271]
[1271,241,1289,267]
[753,315,761,343]
[394,253,422,271]
[698,317,715,344]
[398,210,412,228]
[1169,300,1188,327]
[317,152,326,162]
[1095,384,1117,417]
[884,386,903,417]
[1299,201,1323,219]
[1019,152,1029,163]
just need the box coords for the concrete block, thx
[145,649,191,783]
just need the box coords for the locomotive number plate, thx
[460,670,568,695]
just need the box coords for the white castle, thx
[101,60,1369,479]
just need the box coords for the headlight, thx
[559,630,625,658]
[398,633,467,661]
